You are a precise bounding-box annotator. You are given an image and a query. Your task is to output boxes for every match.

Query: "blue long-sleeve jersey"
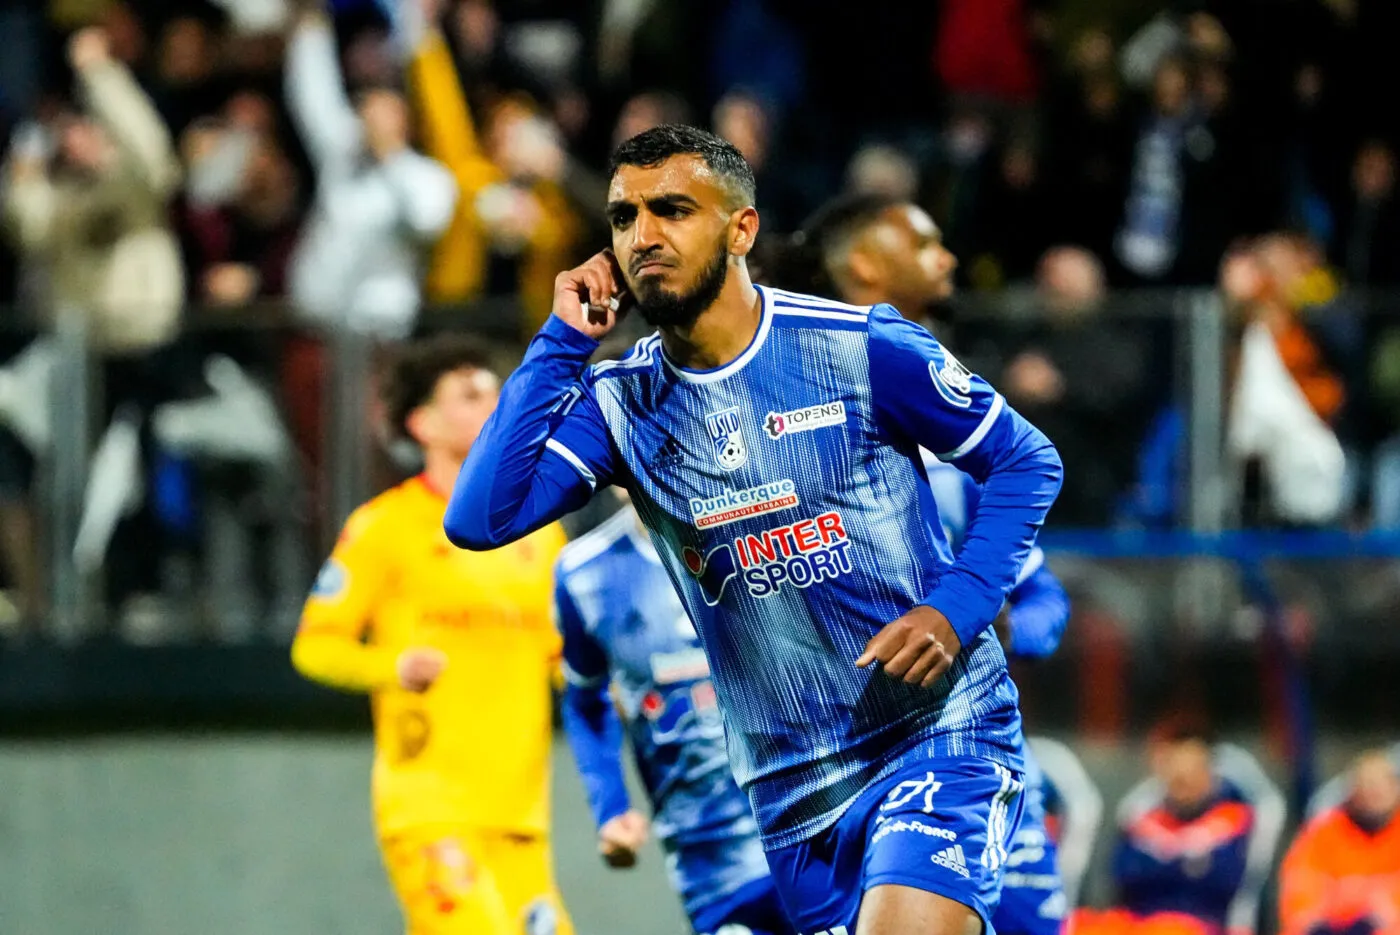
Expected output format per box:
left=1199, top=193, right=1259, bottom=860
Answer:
left=923, top=456, right=1070, bottom=660
left=448, top=286, right=1063, bottom=847
left=554, top=507, right=772, bottom=916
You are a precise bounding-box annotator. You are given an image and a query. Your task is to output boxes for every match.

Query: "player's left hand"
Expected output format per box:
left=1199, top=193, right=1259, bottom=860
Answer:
left=598, top=809, right=649, bottom=868
left=856, top=605, right=962, bottom=689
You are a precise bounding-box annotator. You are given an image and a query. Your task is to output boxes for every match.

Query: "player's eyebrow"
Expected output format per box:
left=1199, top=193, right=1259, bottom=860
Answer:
left=645, top=193, right=701, bottom=211
left=606, top=193, right=702, bottom=217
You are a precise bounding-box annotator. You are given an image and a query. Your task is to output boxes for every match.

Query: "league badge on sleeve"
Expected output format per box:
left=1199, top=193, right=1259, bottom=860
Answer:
left=929, top=349, right=974, bottom=409
left=705, top=406, right=749, bottom=471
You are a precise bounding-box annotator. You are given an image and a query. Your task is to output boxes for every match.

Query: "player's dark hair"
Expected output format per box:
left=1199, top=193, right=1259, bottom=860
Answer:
left=609, top=124, right=756, bottom=209
left=383, top=334, right=498, bottom=442
left=767, top=192, right=902, bottom=297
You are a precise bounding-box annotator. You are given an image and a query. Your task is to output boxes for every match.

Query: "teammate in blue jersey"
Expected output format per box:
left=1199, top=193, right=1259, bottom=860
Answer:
left=445, top=125, right=1064, bottom=935
left=555, top=498, right=795, bottom=935
left=775, top=193, right=1074, bottom=935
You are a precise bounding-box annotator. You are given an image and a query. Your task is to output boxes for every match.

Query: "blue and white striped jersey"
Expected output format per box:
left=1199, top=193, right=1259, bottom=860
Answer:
left=554, top=507, right=758, bottom=845
left=923, top=455, right=1069, bottom=659
left=554, top=508, right=773, bottom=914
left=448, top=284, right=1063, bottom=848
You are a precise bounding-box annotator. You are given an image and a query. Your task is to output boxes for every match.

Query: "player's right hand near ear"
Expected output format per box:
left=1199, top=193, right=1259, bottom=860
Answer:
left=554, top=250, right=632, bottom=341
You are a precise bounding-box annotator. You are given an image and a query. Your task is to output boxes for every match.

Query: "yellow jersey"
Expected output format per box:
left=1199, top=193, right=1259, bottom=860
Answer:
left=292, top=475, right=567, bottom=837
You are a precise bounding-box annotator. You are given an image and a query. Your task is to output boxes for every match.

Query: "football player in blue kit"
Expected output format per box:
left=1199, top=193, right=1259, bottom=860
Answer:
left=775, top=193, right=1074, bottom=935
left=555, top=496, right=795, bottom=935
left=446, top=125, right=1063, bottom=935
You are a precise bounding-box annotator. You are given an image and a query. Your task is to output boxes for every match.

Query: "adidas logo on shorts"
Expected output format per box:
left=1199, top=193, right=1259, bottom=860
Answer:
left=931, top=844, right=971, bottom=879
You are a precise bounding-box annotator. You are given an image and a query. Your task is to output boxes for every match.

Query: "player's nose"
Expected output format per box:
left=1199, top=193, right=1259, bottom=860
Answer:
left=631, top=210, right=664, bottom=251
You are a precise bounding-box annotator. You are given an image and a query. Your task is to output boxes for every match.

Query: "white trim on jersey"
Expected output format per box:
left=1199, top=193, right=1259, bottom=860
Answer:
left=937, top=393, right=1004, bottom=462
left=561, top=657, right=607, bottom=688
left=1015, top=545, right=1045, bottom=587
left=545, top=438, right=597, bottom=489
left=593, top=334, right=662, bottom=375
left=771, top=306, right=868, bottom=324
left=768, top=287, right=871, bottom=315
left=661, top=286, right=774, bottom=384
left=558, top=507, right=633, bottom=573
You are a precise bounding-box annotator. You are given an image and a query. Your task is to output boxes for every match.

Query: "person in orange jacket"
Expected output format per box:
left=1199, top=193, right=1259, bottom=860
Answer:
left=1280, top=751, right=1400, bottom=935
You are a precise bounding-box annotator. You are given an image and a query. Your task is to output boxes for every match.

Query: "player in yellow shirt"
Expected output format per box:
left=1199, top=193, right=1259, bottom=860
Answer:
left=292, top=335, right=574, bottom=935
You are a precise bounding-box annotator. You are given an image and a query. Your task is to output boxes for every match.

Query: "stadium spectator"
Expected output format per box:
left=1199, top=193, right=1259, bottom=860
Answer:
left=1113, top=54, right=1192, bottom=284
left=1333, top=141, right=1400, bottom=288
left=1074, top=727, right=1254, bottom=935
left=1349, top=143, right=1400, bottom=524
left=712, top=89, right=811, bottom=234
left=611, top=90, right=693, bottom=152
left=1042, top=27, right=1135, bottom=264
left=477, top=94, right=586, bottom=331
left=708, top=0, right=806, bottom=121
left=1279, top=750, right=1400, bottom=935
left=176, top=92, right=302, bottom=306
left=593, top=0, right=708, bottom=107
left=403, top=0, right=507, bottom=315
left=406, top=0, right=588, bottom=335
left=3, top=25, right=183, bottom=355
left=1223, top=235, right=1350, bottom=526
left=2, top=24, right=188, bottom=629
left=932, top=0, right=1040, bottom=112
left=845, top=142, right=919, bottom=202
left=999, top=247, right=1158, bottom=527
left=959, top=134, right=1055, bottom=287
left=282, top=5, right=456, bottom=340
left=149, top=8, right=229, bottom=138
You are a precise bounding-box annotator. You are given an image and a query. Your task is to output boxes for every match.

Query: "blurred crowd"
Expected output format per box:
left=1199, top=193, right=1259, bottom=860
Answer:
left=1053, top=726, right=1400, bottom=935
left=0, top=0, right=1398, bottom=637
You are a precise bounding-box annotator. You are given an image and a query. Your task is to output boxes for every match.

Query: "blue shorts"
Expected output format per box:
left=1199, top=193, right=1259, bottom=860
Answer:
left=764, top=756, right=1026, bottom=935
left=670, top=829, right=795, bottom=935
left=993, top=744, right=1066, bottom=935
left=690, top=874, right=797, bottom=935
left=991, top=815, right=1066, bottom=935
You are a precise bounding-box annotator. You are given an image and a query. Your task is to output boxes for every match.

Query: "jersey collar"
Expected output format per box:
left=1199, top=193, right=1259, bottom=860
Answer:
left=415, top=473, right=450, bottom=501
left=659, top=285, right=772, bottom=384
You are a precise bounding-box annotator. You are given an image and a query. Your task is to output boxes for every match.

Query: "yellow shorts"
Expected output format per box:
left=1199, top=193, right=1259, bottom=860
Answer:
left=380, top=825, right=575, bottom=935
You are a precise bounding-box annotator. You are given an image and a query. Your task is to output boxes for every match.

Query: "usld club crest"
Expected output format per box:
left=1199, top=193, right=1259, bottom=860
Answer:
left=705, top=406, right=748, bottom=471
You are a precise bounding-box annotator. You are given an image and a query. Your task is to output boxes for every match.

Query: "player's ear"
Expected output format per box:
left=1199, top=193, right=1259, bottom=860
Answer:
left=846, top=245, right=882, bottom=287
left=728, top=206, right=760, bottom=257
left=405, top=405, right=433, bottom=448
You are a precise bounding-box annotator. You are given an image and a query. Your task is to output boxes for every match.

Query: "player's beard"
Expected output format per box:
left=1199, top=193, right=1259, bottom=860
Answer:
left=633, top=243, right=729, bottom=330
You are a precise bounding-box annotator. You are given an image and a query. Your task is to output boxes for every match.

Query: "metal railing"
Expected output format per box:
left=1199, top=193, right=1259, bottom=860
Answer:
left=0, top=287, right=1397, bottom=644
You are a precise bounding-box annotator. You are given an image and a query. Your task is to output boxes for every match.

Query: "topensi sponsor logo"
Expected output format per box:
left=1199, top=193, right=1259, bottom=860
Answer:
left=763, top=400, right=847, bottom=439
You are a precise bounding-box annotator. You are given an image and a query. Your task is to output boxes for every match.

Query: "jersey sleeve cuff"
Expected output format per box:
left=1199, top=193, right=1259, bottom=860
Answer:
left=937, top=393, right=1005, bottom=462
left=545, top=439, right=598, bottom=490
left=540, top=314, right=603, bottom=357
left=922, top=578, right=1005, bottom=650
